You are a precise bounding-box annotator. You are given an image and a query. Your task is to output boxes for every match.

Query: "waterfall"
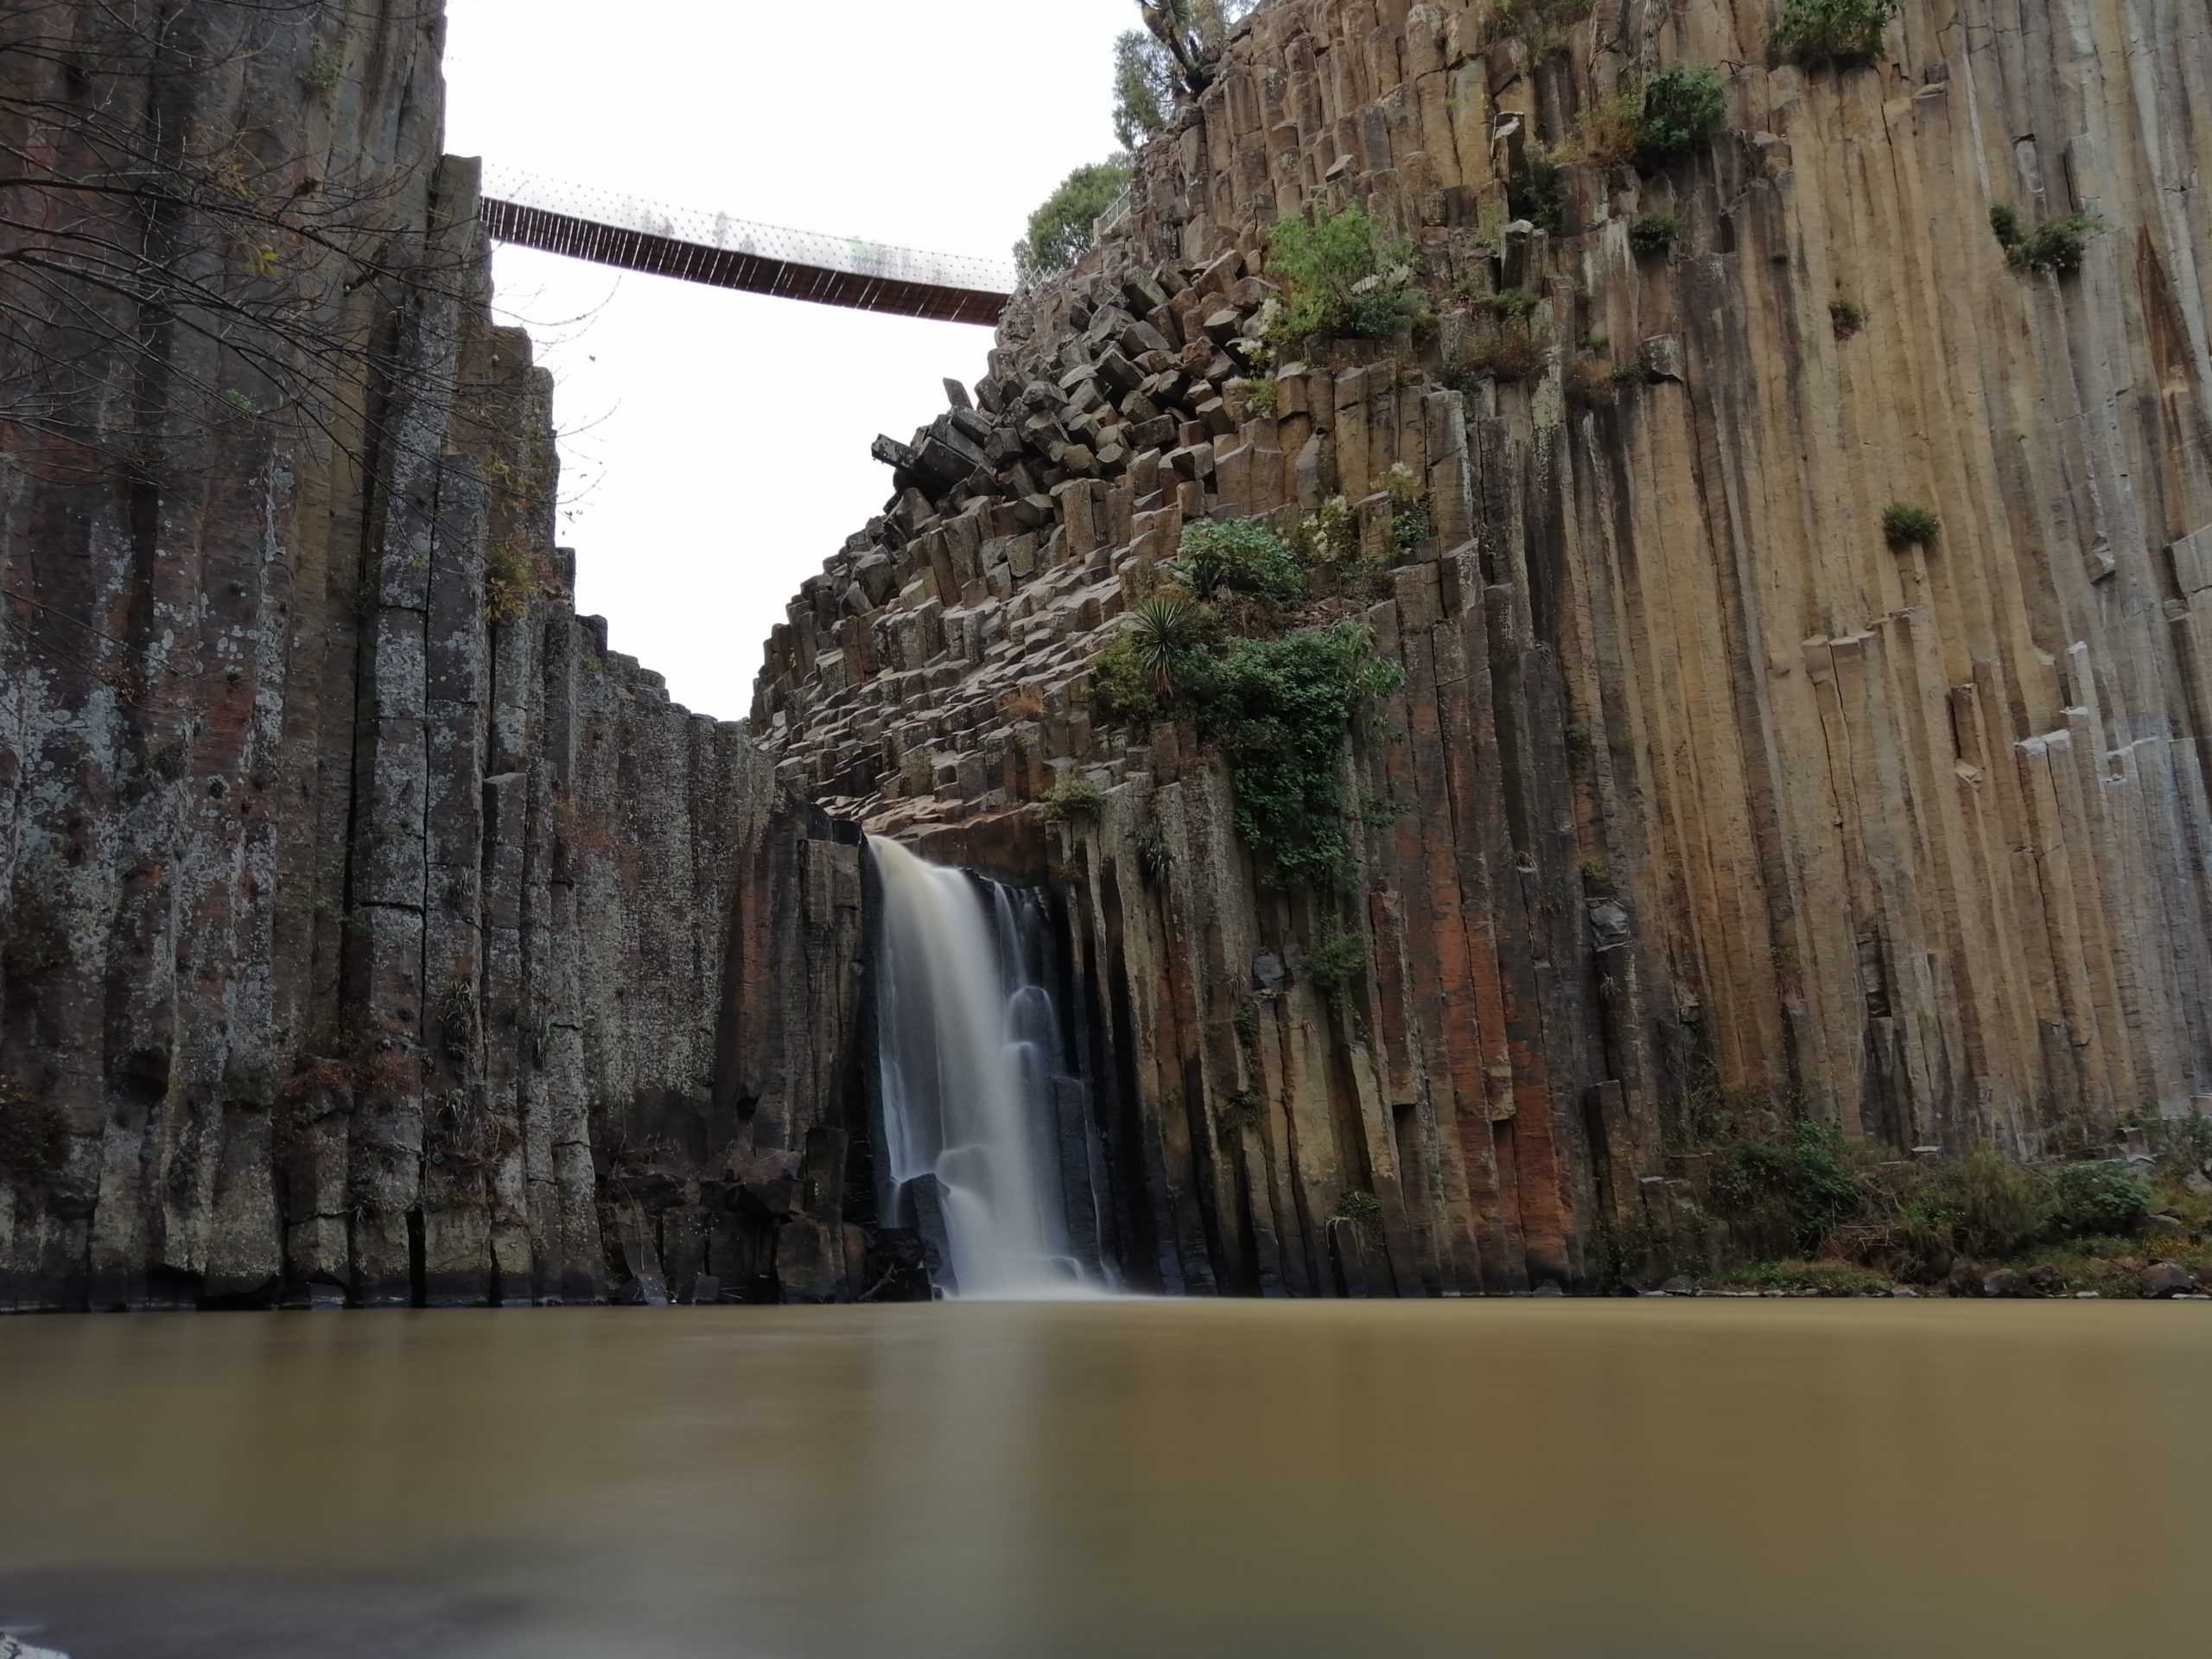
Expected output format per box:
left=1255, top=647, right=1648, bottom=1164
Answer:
left=868, top=836, right=1111, bottom=1298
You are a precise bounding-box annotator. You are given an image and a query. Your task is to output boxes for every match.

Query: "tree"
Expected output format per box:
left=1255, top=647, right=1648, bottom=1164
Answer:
left=1014, top=158, right=1135, bottom=283
left=1111, top=0, right=1259, bottom=149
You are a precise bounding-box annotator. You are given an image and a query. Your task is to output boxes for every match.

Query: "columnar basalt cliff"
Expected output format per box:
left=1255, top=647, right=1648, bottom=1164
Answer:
left=0, top=2, right=867, bottom=1310
left=754, top=0, right=2212, bottom=1292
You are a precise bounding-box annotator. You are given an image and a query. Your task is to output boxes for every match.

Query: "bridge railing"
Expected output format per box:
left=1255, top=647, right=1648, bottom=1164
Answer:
left=479, top=164, right=1014, bottom=326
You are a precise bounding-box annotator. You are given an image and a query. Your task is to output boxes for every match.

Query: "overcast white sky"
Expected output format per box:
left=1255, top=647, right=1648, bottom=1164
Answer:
left=443, top=1, right=1133, bottom=719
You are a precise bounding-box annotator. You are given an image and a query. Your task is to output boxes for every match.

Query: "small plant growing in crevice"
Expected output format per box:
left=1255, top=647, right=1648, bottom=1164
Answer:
left=1336, top=1187, right=1385, bottom=1239
left=1882, top=502, right=1941, bottom=548
left=1218, top=1090, right=1266, bottom=1134
left=1446, top=329, right=1546, bottom=388
left=1628, top=209, right=1681, bottom=255
left=1770, top=0, right=1899, bottom=69
left=1231, top=1004, right=1260, bottom=1048
left=1579, top=857, right=1614, bottom=893
left=1990, top=204, right=2101, bottom=276
left=1041, top=775, right=1108, bottom=823
left=1133, top=820, right=1174, bottom=886
left=1634, top=64, right=1727, bottom=162
left=1381, top=462, right=1433, bottom=552
left=1829, top=298, right=1866, bottom=340
left=1301, top=923, right=1370, bottom=1002
left=300, top=45, right=343, bottom=96
left=1235, top=376, right=1278, bottom=416
left=1506, top=152, right=1566, bottom=234
left=1478, top=287, right=1540, bottom=322
left=438, top=982, right=479, bottom=1065
left=1563, top=722, right=1594, bottom=761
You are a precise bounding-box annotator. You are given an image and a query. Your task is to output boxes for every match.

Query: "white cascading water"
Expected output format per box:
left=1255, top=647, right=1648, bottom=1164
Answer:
left=869, top=836, right=1107, bottom=1298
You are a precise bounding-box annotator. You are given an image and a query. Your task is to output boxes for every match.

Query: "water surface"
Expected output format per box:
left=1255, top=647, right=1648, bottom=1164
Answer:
left=1, top=1300, right=2205, bottom=1656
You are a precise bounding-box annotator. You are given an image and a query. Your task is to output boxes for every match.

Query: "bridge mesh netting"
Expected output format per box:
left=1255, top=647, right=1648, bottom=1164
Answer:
left=479, top=164, right=1015, bottom=325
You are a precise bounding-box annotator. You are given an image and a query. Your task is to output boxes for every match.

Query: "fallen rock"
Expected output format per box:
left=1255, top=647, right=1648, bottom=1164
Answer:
left=1981, top=1268, right=2030, bottom=1299
left=2142, top=1261, right=2197, bottom=1300
left=1658, top=1274, right=1696, bottom=1296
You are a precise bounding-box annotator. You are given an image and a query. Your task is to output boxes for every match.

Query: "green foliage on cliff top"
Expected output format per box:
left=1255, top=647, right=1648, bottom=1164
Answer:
left=1770, top=0, right=1899, bottom=69
left=1016, top=158, right=1135, bottom=283
left=1112, top=2, right=1259, bottom=150
left=1264, top=204, right=1421, bottom=344
left=1168, top=517, right=1306, bottom=609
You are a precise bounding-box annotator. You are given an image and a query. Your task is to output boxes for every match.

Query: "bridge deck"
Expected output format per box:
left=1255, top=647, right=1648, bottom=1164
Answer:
left=478, top=168, right=1013, bottom=327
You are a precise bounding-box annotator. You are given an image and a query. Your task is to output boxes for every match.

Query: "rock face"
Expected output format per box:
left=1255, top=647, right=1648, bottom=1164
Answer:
left=0, top=3, right=868, bottom=1308
left=755, top=0, right=2212, bottom=1292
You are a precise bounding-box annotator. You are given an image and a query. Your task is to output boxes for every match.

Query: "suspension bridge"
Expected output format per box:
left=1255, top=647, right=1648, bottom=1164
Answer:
left=478, top=166, right=1016, bottom=327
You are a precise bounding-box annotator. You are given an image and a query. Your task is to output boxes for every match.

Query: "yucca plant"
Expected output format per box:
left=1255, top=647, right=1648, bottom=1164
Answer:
left=1130, top=596, right=1200, bottom=692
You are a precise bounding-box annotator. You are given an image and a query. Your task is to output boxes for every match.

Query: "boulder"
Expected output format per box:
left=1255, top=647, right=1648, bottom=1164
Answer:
left=2142, top=1261, right=2197, bottom=1300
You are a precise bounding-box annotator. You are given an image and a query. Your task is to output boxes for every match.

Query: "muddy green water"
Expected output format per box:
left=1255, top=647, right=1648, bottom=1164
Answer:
left=0, top=1300, right=2206, bottom=1657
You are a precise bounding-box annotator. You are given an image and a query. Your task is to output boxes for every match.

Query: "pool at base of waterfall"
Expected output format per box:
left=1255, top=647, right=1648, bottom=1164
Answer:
left=1, top=1300, right=2207, bottom=1659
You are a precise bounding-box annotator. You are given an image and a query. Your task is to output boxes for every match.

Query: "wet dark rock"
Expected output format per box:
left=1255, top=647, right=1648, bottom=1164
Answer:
left=2143, top=1262, right=2196, bottom=1300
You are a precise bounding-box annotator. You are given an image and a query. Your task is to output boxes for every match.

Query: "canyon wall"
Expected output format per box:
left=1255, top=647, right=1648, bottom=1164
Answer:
left=0, top=2, right=866, bottom=1310
left=754, top=0, right=2212, bottom=1292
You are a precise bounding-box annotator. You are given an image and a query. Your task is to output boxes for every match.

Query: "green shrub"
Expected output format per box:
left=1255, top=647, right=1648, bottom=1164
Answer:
left=1991, top=207, right=2101, bottom=276
left=1218, top=1090, right=1266, bottom=1132
left=1337, top=1187, right=1385, bottom=1230
left=1231, top=1005, right=1259, bottom=1047
left=1479, top=287, right=1540, bottom=321
left=1169, top=518, right=1306, bottom=608
left=1264, top=205, right=1420, bottom=343
left=1236, top=376, right=1278, bottom=416
left=1445, top=330, right=1546, bottom=387
left=1713, top=1116, right=1862, bottom=1256
left=299, top=45, right=343, bottom=95
left=1015, top=157, right=1135, bottom=283
left=1040, top=775, right=1108, bottom=823
left=1301, top=924, right=1370, bottom=1000
left=1134, top=820, right=1174, bottom=885
left=1770, top=0, right=1899, bottom=68
left=2047, top=1163, right=2150, bottom=1239
left=1187, top=622, right=1405, bottom=887
left=1089, top=632, right=1179, bottom=728
left=1506, top=154, right=1566, bottom=233
left=1878, top=1152, right=2050, bottom=1261
left=1829, top=298, right=1866, bottom=339
left=1635, top=64, right=1727, bottom=161
left=1628, top=209, right=1681, bottom=254
left=1882, top=502, right=1941, bottom=547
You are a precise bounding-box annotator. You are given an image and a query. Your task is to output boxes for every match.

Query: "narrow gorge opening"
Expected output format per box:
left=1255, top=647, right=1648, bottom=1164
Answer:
left=868, top=837, right=1117, bottom=1298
